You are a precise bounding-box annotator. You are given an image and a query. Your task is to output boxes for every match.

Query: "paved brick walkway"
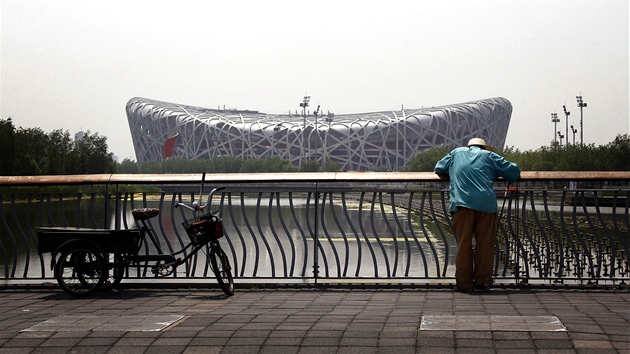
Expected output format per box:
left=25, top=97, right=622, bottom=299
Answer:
left=0, top=286, right=627, bottom=353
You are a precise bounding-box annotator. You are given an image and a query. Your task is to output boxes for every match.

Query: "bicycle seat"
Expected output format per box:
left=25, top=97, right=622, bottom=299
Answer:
left=132, top=208, right=160, bottom=221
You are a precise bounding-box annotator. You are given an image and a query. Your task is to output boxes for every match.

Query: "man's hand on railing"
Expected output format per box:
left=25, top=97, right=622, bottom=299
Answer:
left=436, top=173, right=450, bottom=181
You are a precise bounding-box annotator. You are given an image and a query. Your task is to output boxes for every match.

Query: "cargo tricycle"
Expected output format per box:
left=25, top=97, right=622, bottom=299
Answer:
left=38, top=185, right=234, bottom=297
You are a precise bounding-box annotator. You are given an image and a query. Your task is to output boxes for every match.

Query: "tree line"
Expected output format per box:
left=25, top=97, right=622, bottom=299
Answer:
left=408, top=134, right=630, bottom=172
left=116, top=156, right=342, bottom=174
left=0, top=118, right=115, bottom=176
left=89, top=133, right=630, bottom=174
left=2, top=117, right=628, bottom=175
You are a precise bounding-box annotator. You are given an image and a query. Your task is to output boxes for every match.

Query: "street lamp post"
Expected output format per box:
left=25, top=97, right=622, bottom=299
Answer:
left=562, top=105, right=570, bottom=145
left=551, top=113, right=560, bottom=145
left=557, top=131, right=564, bottom=146
left=325, top=112, right=334, bottom=164
left=274, top=124, right=281, bottom=158
left=576, top=95, right=587, bottom=145
left=313, top=105, right=320, bottom=162
left=299, top=96, right=310, bottom=166
left=570, top=125, right=578, bottom=145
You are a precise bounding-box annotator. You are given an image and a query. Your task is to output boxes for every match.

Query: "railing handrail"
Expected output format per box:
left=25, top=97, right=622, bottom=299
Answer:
left=1, top=171, right=629, bottom=186
left=0, top=172, right=628, bottom=287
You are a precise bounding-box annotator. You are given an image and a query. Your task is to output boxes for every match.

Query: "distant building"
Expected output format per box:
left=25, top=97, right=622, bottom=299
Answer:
left=74, top=130, right=84, bottom=148
left=126, top=97, right=512, bottom=171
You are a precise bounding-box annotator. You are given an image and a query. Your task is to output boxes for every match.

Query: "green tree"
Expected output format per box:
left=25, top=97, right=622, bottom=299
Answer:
left=240, top=157, right=298, bottom=173
left=46, top=129, right=73, bottom=174
left=214, top=157, right=243, bottom=173
left=72, top=131, right=115, bottom=174
left=139, top=161, right=163, bottom=174
left=300, top=161, right=321, bottom=172
left=408, top=147, right=452, bottom=172
left=322, top=160, right=340, bottom=172
left=513, top=149, right=542, bottom=170
left=501, top=146, right=521, bottom=164
left=116, top=158, right=140, bottom=173
left=163, top=157, right=199, bottom=173
left=14, top=127, right=49, bottom=175
left=0, top=118, right=16, bottom=175
left=562, top=143, right=599, bottom=171
left=603, top=134, right=630, bottom=170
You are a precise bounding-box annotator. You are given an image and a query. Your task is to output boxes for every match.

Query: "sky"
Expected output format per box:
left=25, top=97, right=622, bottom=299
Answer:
left=1, top=0, right=628, bottom=162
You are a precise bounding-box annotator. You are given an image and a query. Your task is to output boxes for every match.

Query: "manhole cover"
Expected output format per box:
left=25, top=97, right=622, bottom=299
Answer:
left=22, top=314, right=186, bottom=332
left=420, top=315, right=566, bottom=331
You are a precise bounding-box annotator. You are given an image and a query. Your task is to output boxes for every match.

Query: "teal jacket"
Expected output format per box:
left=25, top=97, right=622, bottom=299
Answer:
left=434, top=146, right=521, bottom=213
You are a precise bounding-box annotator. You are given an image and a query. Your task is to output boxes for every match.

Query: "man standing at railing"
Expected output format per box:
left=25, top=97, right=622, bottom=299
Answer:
left=434, top=138, right=521, bottom=292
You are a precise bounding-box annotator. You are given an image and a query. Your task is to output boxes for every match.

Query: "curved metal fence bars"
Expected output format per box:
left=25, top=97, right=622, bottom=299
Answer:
left=0, top=172, right=628, bottom=287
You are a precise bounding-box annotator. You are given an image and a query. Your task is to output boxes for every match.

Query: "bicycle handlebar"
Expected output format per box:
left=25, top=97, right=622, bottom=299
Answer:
left=175, top=186, right=226, bottom=212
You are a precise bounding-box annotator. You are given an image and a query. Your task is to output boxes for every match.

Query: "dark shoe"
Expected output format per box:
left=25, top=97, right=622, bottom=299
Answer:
left=453, top=286, right=473, bottom=292
left=473, top=284, right=490, bottom=292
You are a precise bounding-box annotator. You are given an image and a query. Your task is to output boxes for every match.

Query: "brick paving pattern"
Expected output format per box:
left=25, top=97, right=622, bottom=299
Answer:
left=0, top=287, right=627, bottom=353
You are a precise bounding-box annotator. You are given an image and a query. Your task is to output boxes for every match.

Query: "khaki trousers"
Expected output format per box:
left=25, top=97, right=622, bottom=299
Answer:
left=452, top=207, right=498, bottom=289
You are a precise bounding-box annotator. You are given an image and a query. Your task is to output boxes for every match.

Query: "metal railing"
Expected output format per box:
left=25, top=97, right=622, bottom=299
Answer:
left=0, top=172, right=628, bottom=287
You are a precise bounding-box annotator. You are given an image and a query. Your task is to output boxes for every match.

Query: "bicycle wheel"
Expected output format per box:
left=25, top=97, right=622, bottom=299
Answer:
left=55, top=245, right=106, bottom=297
left=209, top=244, right=234, bottom=296
left=101, top=253, right=125, bottom=291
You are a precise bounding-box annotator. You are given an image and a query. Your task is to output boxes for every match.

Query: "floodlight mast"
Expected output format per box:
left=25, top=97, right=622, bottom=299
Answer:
left=576, top=95, right=587, bottom=145
left=299, top=95, right=310, bottom=166
left=551, top=112, right=560, bottom=145
left=562, top=105, right=570, bottom=145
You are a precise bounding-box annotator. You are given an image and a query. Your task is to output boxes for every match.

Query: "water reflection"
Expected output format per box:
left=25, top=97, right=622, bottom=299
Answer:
left=2, top=193, right=456, bottom=280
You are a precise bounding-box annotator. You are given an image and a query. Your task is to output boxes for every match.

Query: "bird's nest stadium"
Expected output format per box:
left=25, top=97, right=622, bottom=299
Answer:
left=126, top=97, right=512, bottom=171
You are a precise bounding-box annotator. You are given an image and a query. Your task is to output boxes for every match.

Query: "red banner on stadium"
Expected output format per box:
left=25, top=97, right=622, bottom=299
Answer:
left=163, top=133, right=178, bottom=160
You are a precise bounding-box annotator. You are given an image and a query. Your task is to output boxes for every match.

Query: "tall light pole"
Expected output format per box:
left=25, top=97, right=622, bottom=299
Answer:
left=274, top=124, right=281, bottom=158
left=551, top=113, right=560, bottom=145
left=313, top=105, right=320, bottom=162
left=299, top=96, right=310, bottom=166
left=570, top=125, right=577, bottom=145
left=325, top=112, right=334, bottom=164
left=557, top=131, right=564, bottom=146
left=576, top=95, right=587, bottom=145
left=562, top=105, right=570, bottom=145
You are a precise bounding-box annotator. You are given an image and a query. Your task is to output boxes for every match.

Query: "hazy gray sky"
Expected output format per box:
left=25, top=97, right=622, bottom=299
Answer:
left=2, top=0, right=628, bottom=162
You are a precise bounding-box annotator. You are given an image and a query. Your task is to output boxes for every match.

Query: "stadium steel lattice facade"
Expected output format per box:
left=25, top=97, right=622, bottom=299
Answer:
left=126, top=97, right=512, bottom=171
